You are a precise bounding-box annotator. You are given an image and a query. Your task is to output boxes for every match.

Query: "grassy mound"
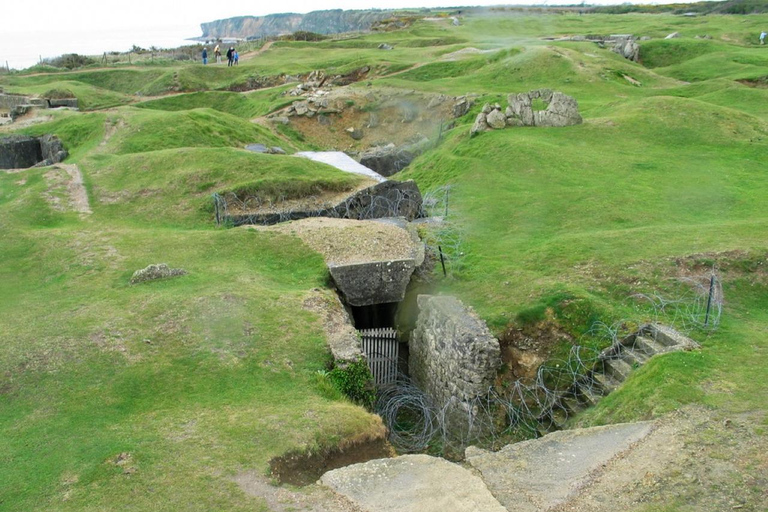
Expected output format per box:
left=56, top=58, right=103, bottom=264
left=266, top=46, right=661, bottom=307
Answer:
left=134, top=87, right=295, bottom=119
left=82, top=147, right=364, bottom=227
left=108, top=108, right=287, bottom=155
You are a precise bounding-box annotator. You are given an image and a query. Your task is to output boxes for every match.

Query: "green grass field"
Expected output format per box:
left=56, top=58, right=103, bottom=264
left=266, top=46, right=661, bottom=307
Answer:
left=1, top=10, right=767, bottom=511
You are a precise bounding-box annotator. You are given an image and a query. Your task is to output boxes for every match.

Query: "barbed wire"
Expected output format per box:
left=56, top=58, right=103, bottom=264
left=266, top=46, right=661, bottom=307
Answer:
left=631, top=270, right=723, bottom=331
left=212, top=186, right=422, bottom=227
left=416, top=185, right=467, bottom=279
left=377, top=278, right=719, bottom=456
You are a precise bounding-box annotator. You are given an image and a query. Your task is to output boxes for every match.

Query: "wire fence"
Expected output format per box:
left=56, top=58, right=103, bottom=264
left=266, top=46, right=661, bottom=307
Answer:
left=415, top=185, right=467, bottom=279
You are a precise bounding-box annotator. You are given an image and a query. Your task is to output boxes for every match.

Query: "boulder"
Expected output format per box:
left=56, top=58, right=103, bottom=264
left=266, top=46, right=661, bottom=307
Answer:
left=665, top=32, right=680, bottom=39
left=470, top=113, right=489, bottom=136
left=612, top=36, right=640, bottom=62
left=245, top=143, right=269, bottom=153
left=452, top=97, right=472, bottom=118
left=130, top=264, right=187, bottom=284
left=533, top=91, right=582, bottom=127
left=486, top=109, right=507, bottom=129
left=508, top=89, right=581, bottom=128
left=378, top=43, right=394, bottom=50
left=346, top=127, right=364, bottom=140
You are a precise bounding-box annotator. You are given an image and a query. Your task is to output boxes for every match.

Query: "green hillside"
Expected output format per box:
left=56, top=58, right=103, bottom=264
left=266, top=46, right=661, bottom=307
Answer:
left=1, top=10, right=767, bottom=511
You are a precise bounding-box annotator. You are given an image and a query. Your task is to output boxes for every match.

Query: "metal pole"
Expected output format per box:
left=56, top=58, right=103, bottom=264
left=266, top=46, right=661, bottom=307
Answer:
left=704, top=274, right=715, bottom=326
left=438, top=245, right=447, bottom=277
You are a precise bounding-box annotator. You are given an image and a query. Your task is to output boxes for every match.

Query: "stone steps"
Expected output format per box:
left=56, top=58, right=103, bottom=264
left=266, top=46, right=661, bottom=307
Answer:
left=536, top=324, right=698, bottom=435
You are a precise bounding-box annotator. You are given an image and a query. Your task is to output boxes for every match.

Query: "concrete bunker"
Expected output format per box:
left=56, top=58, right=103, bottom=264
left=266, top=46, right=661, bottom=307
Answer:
left=0, top=134, right=68, bottom=169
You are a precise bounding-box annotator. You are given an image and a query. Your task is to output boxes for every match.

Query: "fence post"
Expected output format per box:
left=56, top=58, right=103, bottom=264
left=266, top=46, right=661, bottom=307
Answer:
left=438, top=245, right=447, bottom=277
left=704, top=273, right=716, bottom=326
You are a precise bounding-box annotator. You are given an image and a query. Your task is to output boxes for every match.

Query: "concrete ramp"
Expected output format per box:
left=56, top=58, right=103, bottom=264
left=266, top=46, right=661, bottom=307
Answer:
left=465, top=421, right=654, bottom=511
left=297, top=151, right=386, bottom=182
left=321, top=454, right=507, bottom=512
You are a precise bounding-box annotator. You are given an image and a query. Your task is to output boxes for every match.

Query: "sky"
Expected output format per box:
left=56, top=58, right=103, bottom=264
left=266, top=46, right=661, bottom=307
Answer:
left=4, top=0, right=707, bottom=35
left=2, top=0, right=711, bottom=69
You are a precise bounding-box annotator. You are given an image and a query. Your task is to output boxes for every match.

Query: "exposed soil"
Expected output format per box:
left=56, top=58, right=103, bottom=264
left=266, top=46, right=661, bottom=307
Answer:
left=233, top=471, right=363, bottom=512
left=737, top=77, right=768, bottom=88
left=256, top=217, right=420, bottom=266
left=498, top=314, right=575, bottom=383
left=269, top=434, right=394, bottom=486
left=276, top=88, right=457, bottom=153
left=43, top=164, right=91, bottom=214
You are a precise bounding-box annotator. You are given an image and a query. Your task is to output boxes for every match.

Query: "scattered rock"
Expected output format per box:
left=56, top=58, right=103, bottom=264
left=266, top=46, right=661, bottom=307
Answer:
left=130, top=264, right=187, bottom=284
left=346, top=127, right=364, bottom=140
left=486, top=109, right=507, bottom=129
left=452, top=97, right=473, bottom=118
left=245, top=143, right=269, bottom=153
left=269, top=116, right=290, bottom=125
left=612, top=36, right=640, bottom=62
left=508, top=89, right=582, bottom=128
left=378, top=43, right=394, bottom=50
left=470, top=112, right=490, bottom=136
left=666, top=32, right=681, bottom=39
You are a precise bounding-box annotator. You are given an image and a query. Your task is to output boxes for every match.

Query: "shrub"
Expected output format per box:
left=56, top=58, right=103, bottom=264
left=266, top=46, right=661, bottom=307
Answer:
left=327, top=360, right=376, bottom=408
left=45, top=53, right=96, bottom=70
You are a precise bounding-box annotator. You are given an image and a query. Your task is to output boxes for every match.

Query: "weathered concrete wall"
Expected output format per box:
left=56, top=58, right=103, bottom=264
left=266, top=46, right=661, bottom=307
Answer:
left=0, top=93, right=31, bottom=110
left=0, top=135, right=42, bottom=169
left=0, top=134, right=68, bottom=169
left=410, top=295, right=501, bottom=411
left=330, top=259, right=416, bottom=307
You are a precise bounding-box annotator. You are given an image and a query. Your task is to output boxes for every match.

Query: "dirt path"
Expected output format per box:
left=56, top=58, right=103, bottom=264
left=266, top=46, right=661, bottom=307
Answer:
left=239, top=41, right=275, bottom=63
left=233, top=471, right=362, bottom=512
left=44, top=163, right=91, bottom=215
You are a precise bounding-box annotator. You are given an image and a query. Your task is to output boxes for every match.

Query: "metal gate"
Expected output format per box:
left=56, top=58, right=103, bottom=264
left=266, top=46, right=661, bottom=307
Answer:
left=359, top=328, right=399, bottom=388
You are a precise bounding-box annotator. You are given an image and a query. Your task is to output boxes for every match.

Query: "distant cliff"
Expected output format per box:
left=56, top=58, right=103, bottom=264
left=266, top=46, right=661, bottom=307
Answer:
left=200, top=9, right=396, bottom=39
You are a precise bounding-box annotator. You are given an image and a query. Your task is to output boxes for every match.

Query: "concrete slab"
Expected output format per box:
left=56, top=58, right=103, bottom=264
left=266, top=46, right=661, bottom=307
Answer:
left=297, top=151, right=386, bottom=182
left=320, top=454, right=507, bottom=512
left=465, top=421, right=654, bottom=512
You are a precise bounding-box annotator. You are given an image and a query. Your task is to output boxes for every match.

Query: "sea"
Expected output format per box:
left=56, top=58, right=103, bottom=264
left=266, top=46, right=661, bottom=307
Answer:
left=2, top=24, right=203, bottom=71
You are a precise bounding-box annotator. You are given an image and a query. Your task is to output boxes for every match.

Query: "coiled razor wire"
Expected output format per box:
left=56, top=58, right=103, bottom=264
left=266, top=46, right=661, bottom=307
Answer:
left=377, top=276, right=722, bottom=455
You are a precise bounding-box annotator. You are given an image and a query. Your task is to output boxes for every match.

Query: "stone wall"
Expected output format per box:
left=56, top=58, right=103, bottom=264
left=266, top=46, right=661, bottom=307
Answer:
left=409, top=295, right=501, bottom=414
left=471, top=89, right=582, bottom=136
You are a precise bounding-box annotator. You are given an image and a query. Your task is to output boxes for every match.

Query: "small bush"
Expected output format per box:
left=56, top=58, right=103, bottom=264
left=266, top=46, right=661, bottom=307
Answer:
left=326, top=360, right=375, bottom=409
left=45, top=53, right=96, bottom=70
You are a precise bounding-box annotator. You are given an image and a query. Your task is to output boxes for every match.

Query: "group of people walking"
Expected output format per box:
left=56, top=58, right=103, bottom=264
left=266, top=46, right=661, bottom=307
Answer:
left=201, top=44, right=238, bottom=66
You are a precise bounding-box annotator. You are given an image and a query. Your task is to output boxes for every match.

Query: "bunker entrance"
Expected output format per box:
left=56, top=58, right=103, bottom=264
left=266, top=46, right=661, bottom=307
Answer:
left=349, top=302, right=405, bottom=388
left=350, top=302, right=398, bottom=330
